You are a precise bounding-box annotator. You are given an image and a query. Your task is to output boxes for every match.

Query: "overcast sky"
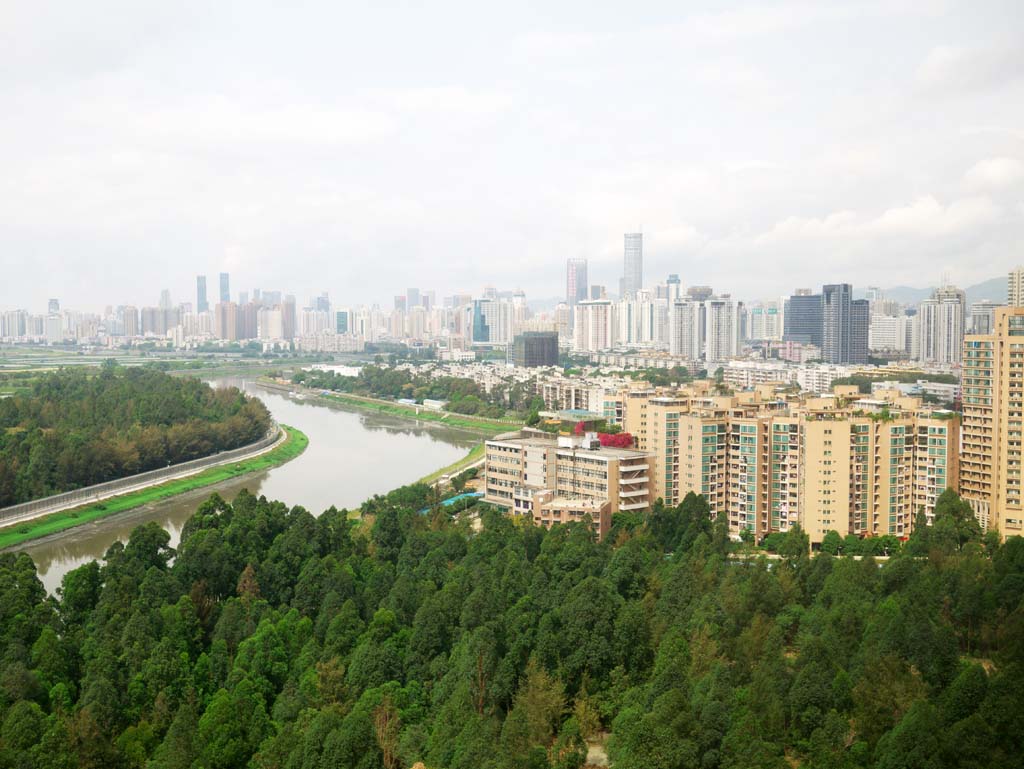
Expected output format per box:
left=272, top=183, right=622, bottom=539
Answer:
left=2, top=0, right=1023, bottom=312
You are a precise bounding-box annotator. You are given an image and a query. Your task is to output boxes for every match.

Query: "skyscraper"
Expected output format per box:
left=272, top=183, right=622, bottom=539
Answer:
left=566, top=258, right=588, bottom=305
left=622, top=232, right=643, bottom=298
left=47, top=298, right=60, bottom=314
left=783, top=291, right=823, bottom=347
left=282, top=295, right=297, bottom=340
left=1009, top=267, right=1024, bottom=307
left=196, top=275, right=209, bottom=313
left=822, top=283, right=863, bottom=363
left=705, top=297, right=739, bottom=364
left=219, top=272, right=230, bottom=303
left=666, top=274, right=682, bottom=301
left=917, top=284, right=966, bottom=364
left=407, top=288, right=421, bottom=309
left=850, top=299, right=869, bottom=364
left=159, top=289, right=172, bottom=310
left=669, top=299, right=702, bottom=359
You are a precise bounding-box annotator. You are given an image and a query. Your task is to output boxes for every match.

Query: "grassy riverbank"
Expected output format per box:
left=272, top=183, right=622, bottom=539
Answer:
left=0, top=425, right=308, bottom=550
left=260, top=378, right=520, bottom=435
left=417, top=442, right=485, bottom=485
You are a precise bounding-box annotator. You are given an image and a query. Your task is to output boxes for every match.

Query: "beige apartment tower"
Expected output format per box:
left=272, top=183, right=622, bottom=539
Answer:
left=961, top=307, right=1024, bottom=537
left=1008, top=267, right=1024, bottom=308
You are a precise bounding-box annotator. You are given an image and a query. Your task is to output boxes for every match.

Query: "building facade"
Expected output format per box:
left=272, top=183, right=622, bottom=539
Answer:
left=484, top=432, right=654, bottom=539
left=961, top=306, right=1024, bottom=537
left=622, top=232, right=643, bottom=298
left=512, top=331, right=559, bottom=368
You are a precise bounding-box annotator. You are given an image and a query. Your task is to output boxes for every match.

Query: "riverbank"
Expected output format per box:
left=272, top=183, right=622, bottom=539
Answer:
left=0, top=425, right=308, bottom=550
left=417, top=442, right=485, bottom=485
left=257, top=377, right=520, bottom=435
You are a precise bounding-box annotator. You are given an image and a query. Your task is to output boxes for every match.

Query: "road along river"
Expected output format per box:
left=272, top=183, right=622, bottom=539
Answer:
left=18, top=377, right=485, bottom=593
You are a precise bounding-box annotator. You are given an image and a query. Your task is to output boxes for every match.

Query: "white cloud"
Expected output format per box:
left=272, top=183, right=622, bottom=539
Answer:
left=964, top=157, right=1024, bottom=190
left=916, top=44, right=1024, bottom=94
left=2, top=2, right=1023, bottom=309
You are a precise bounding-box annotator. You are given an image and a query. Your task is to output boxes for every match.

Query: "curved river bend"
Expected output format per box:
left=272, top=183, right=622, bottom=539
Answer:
left=19, top=378, right=482, bottom=593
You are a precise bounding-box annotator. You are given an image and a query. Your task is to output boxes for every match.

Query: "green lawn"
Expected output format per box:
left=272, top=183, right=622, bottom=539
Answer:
left=0, top=425, right=308, bottom=550
left=418, top=443, right=485, bottom=485
left=314, top=390, right=517, bottom=435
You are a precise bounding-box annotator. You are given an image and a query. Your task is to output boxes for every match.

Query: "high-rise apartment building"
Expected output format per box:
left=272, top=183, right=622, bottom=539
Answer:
left=238, top=301, right=258, bottom=339
left=214, top=302, right=239, bottom=341
left=622, top=233, right=643, bottom=298
left=573, top=300, right=616, bottom=352
left=1008, top=267, right=1024, bottom=307
left=917, top=285, right=966, bottom=364
left=705, top=297, right=739, bottom=364
left=282, top=295, right=297, bottom=340
left=623, top=383, right=958, bottom=544
left=566, top=258, right=588, bottom=306
left=122, top=306, right=139, bottom=337
left=869, top=314, right=913, bottom=353
left=219, top=273, right=230, bottom=303
left=961, top=307, right=1024, bottom=537
left=749, top=302, right=783, bottom=341
left=47, top=298, right=60, bottom=314
left=669, top=299, right=702, bottom=359
left=196, top=276, right=209, bottom=313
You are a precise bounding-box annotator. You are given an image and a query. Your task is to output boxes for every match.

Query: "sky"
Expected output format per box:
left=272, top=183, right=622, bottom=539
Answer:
left=2, top=0, right=1023, bottom=312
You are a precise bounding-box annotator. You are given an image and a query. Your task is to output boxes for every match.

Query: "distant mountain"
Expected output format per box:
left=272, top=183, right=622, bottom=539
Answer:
left=964, top=276, right=1007, bottom=306
left=861, top=276, right=1007, bottom=307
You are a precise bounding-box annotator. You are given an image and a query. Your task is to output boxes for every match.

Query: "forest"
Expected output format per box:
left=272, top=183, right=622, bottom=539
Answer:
left=292, top=366, right=545, bottom=420
left=0, top=365, right=271, bottom=507
left=0, top=483, right=1022, bottom=769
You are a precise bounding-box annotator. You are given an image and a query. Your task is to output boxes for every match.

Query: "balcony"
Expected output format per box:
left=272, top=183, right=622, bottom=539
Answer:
left=619, top=488, right=649, bottom=498
left=620, top=500, right=650, bottom=511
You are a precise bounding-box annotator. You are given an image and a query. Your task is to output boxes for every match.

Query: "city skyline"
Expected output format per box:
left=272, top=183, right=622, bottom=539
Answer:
left=3, top=258, right=1017, bottom=318
left=2, top=2, right=1022, bottom=310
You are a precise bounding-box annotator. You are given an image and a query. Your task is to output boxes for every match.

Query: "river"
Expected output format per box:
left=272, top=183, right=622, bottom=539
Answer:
left=18, top=377, right=484, bottom=593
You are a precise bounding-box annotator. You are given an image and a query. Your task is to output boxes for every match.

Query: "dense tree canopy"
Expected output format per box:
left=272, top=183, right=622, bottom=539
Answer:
left=0, top=365, right=271, bottom=506
left=292, top=366, right=541, bottom=420
left=0, top=484, right=1022, bottom=768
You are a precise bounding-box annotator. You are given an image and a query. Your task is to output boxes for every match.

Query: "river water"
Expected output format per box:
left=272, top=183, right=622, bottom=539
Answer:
left=18, top=378, right=483, bottom=593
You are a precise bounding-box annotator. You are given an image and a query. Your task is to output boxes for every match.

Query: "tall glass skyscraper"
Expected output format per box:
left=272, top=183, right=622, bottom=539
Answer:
left=219, top=272, right=230, bottom=303
left=196, top=275, right=208, bottom=313
left=623, top=232, right=643, bottom=298
left=783, top=291, right=823, bottom=347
